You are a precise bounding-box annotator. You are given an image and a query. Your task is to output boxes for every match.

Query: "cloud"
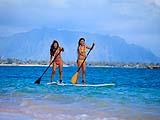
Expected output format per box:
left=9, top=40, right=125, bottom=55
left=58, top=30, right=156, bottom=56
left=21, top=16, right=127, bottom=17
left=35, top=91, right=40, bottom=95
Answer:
left=146, top=0, right=160, bottom=7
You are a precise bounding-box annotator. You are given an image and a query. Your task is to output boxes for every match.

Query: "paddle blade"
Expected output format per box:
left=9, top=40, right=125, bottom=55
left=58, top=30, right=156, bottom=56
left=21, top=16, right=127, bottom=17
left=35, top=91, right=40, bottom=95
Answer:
left=34, top=77, right=41, bottom=84
left=71, top=72, right=78, bottom=84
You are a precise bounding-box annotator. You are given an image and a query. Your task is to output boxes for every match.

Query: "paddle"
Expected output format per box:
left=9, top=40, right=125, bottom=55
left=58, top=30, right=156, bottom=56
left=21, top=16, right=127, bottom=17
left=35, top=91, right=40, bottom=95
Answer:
left=34, top=48, right=63, bottom=84
left=71, top=43, right=95, bottom=84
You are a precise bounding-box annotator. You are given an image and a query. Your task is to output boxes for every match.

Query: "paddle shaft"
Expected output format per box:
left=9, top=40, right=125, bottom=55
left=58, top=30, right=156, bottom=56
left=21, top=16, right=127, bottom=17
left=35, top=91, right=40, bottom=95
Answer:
left=77, top=43, right=94, bottom=72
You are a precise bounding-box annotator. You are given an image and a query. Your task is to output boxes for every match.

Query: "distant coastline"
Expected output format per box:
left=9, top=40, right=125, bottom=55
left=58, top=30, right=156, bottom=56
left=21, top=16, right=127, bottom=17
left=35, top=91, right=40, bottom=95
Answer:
left=0, top=63, right=48, bottom=67
left=0, top=57, right=160, bottom=69
left=0, top=63, right=69, bottom=67
left=0, top=63, right=160, bottom=69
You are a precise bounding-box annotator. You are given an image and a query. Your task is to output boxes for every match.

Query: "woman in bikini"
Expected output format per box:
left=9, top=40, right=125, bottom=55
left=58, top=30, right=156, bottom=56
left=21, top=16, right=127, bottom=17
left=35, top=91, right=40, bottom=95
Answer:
left=50, top=40, right=64, bottom=83
left=77, top=38, right=92, bottom=84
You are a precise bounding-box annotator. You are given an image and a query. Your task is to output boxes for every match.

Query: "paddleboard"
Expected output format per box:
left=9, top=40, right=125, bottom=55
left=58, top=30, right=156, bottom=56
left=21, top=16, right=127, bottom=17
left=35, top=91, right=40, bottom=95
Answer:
left=47, top=82, right=115, bottom=87
left=47, top=81, right=57, bottom=85
left=74, top=83, right=115, bottom=87
left=47, top=82, right=73, bottom=86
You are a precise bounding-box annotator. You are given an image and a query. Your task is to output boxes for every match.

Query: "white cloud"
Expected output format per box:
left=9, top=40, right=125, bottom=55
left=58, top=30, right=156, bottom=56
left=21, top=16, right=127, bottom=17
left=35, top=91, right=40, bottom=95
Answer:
left=146, top=0, right=160, bottom=6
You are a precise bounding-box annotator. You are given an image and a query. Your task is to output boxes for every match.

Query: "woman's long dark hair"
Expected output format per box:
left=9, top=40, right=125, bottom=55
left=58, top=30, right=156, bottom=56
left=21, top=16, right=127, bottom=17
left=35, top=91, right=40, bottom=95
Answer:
left=50, top=40, right=59, bottom=56
left=77, top=37, right=85, bottom=53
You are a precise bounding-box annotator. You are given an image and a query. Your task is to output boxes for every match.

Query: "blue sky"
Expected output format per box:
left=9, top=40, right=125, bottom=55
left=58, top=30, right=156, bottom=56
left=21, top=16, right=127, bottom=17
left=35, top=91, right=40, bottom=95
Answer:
left=0, top=0, right=160, bottom=57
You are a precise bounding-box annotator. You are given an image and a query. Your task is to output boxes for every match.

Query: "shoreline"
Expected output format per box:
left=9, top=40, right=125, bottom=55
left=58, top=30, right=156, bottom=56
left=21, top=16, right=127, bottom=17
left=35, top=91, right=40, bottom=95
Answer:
left=0, top=64, right=160, bottom=69
left=0, top=64, right=69, bottom=67
left=0, top=64, right=48, bottom=67
left=0, top=63, right=149, bottom=69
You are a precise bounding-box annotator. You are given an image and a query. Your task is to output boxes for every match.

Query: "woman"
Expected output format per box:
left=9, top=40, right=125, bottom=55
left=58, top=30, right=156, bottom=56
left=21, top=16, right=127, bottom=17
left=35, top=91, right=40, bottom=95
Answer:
left=50, top=40, right=64, bottom=83
left=77, top=38, right=92, bottom=84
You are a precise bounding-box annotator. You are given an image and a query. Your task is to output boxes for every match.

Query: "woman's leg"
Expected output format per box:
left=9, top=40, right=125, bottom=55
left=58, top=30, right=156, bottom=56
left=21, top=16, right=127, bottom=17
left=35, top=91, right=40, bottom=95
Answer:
left=59, top=62, right=63, bottom=83
left=51, top=63, right=56, bottom=82
left=77, top=60, right=82, bottom=84
left=82, top=62, right=86, bottom=84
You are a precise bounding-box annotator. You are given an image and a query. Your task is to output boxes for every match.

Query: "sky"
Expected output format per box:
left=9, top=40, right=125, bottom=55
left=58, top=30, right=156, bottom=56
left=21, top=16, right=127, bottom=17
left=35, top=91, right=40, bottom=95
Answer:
left=0, top=0, right=160, bottom=57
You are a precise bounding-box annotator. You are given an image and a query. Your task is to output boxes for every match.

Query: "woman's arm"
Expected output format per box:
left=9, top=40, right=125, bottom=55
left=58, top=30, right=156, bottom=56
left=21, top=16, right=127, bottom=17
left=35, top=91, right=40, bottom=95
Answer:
left=86, top=45, right=91, bottom=49
left=60, top=47, right=64, bottom=52
left=86, top=43, right=95, bottom=49
left=52, top=47, right=63, bottom=59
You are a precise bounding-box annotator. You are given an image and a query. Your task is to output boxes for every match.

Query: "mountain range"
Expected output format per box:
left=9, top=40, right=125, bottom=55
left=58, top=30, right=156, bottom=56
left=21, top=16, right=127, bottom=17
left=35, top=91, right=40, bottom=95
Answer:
left=0, top=27, right=159, bottom=63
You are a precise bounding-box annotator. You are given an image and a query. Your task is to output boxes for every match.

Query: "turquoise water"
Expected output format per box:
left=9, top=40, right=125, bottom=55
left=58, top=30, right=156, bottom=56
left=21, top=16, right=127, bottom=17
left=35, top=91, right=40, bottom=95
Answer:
left=0, top=66, right=160, bottom=120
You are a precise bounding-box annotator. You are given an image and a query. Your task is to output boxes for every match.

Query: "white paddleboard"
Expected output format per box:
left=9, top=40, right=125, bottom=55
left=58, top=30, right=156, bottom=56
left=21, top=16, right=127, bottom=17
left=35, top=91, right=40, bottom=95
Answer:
left=57, top=83, right=73, bottom=86
left=47, top=82, right=115, bottom=87
left=47, top=81, right=57, bottom=85
left=47, top=82, right=73, bottom=86
left=74, top=83, right=115, bottom=87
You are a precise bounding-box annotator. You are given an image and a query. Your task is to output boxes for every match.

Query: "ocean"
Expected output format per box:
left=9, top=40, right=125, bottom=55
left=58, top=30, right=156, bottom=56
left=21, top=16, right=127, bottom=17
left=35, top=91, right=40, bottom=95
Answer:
left=0, top=66, right=160, bottom=120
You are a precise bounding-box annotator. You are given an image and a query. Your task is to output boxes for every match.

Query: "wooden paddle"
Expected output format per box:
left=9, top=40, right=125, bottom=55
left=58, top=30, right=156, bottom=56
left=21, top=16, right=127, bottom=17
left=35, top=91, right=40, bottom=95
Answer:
left=34, top=48, right=63, bottom=84
left=71, top=43, right=95, bottom=84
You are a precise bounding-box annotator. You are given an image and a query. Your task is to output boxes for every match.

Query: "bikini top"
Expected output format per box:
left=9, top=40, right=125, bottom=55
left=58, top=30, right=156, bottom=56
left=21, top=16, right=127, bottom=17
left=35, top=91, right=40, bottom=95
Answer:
left=53, top=47, right=61, bottom=57
left=79, top=45, right=86, bottom=53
